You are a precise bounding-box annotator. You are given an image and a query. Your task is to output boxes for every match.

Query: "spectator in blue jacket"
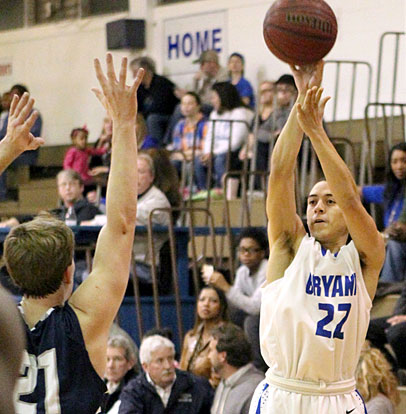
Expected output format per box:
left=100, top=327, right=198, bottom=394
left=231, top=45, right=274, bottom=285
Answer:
left=118, top=335, right=213, bottom=414
left=228, top=53, right=255, bottom=109
left=361, top=142, right=406, bottom=282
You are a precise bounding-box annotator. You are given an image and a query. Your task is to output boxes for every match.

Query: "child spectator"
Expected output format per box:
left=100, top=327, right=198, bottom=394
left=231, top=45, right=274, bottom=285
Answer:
left=169, top=92, right=207, bottom=181
left=63, top=126, right=107, bottom=186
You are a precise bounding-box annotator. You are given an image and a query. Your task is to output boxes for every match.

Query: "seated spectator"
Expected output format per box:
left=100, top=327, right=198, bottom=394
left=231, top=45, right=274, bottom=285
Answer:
left=361, top=142, right=406, bottom=282
left=202, top=227, right=268, bottom=371
left=0, top=169, right=101, bottom=285
left=63, top=126, right=108, bottom=187
left=367, top=281, right=406, bottom=377
left=209, top=323, right=264, bottom=414
left=355, top=341, right=400, bottom=414
left=0, top=169, right=100, bottom=227
left=132, top=152, right=172, bottom=291
left=239, top=80, right=275, bottom=166
left=81, top=153, right=172, bottom=292
left=130, top=57, right=179, bottom=146
left=194, top=82, right=252, bottom=190
left=193, top=50, right=228, bottom=111
left=118, top=335, right=213, bottom=414
left=167, top=92, right=207, bottom=186
left=0, top=84, right=42, bottom=201
left=180, top=286, right=228, bottom=387
left=228, top=52, right=255, bottom=109
left=102, top=335, right=139, bottom=414
left=146, top=148, right=182, bottom=220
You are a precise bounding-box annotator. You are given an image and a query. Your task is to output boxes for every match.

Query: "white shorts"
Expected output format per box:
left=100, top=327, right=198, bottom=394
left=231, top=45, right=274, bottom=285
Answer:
left=249, top=380, right=367, bottom=414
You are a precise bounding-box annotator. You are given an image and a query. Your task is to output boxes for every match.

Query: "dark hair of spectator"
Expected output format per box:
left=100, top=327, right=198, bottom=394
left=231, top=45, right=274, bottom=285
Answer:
left=212, top=82, right=244, bottom=114
left=383, top=142, right=406, bottom=216
left=143, top=327, right=174, bottom=342
left=70, top=127, right=89, bottom=140
left=238, top=227, right=268, bottom=253
left=130, top=56, right=156, bottom=74
left=184, top=91, right=202, bottom=107
left=211, top=323, right=252, bottom=368
left=10, top=84, right=29, bottom=97
left=275, top=74, right=297, bottom=91
left=191, top=286, right=228, bottom=335
left=228, top=52, right=245, bottom=76
left=145, top=149, right=182, bottom=220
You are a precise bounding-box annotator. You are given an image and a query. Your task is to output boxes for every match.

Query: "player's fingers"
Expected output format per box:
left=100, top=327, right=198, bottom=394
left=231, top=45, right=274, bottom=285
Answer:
left=94, top=58, right=109, bottom=96
left=17, top=98, right=35, bottom=125
left=9, top=94, right=19, bottom=117
left=13, top=92, right=30, bottom=119
left=105, top=53, right=118, bottom=84
left=130, top=68, right=145, bottom=96
left=315, top=87, right=324, bottom=104
left=23, top=110, right=39, bottom=132
left=91, top=88, right=105, bottom=105
left=119, top=57, right=128, bottom=87
left=320, top=96, right=331, bottom=112
left=27, top=135, right=45, bottom=150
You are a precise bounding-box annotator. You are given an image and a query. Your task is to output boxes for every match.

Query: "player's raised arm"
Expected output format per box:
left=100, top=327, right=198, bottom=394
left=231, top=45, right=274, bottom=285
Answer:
left=266, top=63, right=323, bottom=248
left=0, top=93, right=44, bottom=174
left=69, top=54, right=144, bottom=377
left=297, top=86, right=385, bottom=300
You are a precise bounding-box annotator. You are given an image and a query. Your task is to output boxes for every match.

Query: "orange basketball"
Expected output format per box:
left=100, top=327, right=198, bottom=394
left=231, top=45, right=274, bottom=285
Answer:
left=263, top=0, right=338, bottom=65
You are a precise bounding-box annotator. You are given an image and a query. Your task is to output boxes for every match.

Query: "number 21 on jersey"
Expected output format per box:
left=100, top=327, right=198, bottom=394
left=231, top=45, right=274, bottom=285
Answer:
left=14, top=349, right=61, bottom=414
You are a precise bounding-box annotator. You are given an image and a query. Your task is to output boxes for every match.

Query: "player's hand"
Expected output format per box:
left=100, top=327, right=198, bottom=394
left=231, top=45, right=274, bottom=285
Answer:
left=296, top=86, right=330, bottom=135
left=92, top=54, right=144, bottom=124
left=4, top=93, right=45, bottom=155
left=387, top=314, right=406, bottom=326
left=290, top=60, right=324, bottom=96
left=385, top=222, right=406, bottom=241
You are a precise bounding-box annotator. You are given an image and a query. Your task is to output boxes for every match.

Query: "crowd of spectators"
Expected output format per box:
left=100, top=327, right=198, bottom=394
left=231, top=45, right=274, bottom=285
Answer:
left=1, top=49, right=405, bottom=414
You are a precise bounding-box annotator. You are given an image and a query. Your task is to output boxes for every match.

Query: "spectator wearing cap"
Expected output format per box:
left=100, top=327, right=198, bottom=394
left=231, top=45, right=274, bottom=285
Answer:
left=193, top=50, right=228, bottom=111
left=130, top=57, right=180, bottom=146
left=228, top=53, right=255, bottom=109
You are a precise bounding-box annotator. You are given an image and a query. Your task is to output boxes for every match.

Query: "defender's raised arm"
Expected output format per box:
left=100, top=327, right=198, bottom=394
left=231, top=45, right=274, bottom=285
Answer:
left=69, top=54, right=144, bottom=377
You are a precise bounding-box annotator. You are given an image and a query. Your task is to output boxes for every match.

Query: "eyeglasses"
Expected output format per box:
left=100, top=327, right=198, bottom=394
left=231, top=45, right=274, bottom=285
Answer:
left=237, top=247, right=262, bottom=254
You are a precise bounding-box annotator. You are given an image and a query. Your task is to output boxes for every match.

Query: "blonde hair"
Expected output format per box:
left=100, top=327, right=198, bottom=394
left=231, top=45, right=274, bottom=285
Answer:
left=355, top=341, right=400, bottom=407
left=3, top=213, right=74, bottom=298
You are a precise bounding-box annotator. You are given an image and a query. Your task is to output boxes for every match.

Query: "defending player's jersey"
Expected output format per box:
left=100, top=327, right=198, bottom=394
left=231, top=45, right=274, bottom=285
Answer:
left=260, top=235, right=371, bottom=382
left=14, top=303, right=106, bottom=414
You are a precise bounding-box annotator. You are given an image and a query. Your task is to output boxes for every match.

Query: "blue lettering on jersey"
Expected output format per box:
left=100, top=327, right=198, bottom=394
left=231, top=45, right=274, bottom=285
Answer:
left=305, top=273, right=357, bottom=297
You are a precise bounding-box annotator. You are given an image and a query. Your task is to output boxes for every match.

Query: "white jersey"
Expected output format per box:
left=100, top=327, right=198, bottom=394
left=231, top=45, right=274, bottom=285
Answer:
left=250, top=235, right=371, bottom=413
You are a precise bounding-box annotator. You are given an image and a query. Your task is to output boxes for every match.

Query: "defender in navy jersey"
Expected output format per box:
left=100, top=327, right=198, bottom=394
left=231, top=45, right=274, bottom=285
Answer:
left=3, top=55, right=144, bottom=414
left=249, top=62, right=385, bottom=414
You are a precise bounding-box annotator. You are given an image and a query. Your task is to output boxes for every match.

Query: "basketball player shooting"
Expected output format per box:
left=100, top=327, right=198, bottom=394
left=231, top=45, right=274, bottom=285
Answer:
left=5, top=54, right=144, bottom=413
left=249, top=61, right=385, bottom=413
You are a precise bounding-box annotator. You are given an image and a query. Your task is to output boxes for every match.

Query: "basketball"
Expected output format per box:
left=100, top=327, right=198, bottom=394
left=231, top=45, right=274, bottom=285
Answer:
left=263, top=0, right=338, bottom=66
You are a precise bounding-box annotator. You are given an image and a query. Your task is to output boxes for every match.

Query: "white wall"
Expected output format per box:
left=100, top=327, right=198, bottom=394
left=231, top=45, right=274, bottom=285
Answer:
left=0, top=0, right=404, bottom=145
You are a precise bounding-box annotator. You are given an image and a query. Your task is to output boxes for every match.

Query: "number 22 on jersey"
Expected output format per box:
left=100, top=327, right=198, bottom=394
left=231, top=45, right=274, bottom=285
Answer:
left=316, top=303, right=352, bottom=340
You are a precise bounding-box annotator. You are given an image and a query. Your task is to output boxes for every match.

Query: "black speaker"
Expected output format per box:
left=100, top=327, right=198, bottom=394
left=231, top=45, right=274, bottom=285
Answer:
left=106, top=19, right=145, bottom=50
